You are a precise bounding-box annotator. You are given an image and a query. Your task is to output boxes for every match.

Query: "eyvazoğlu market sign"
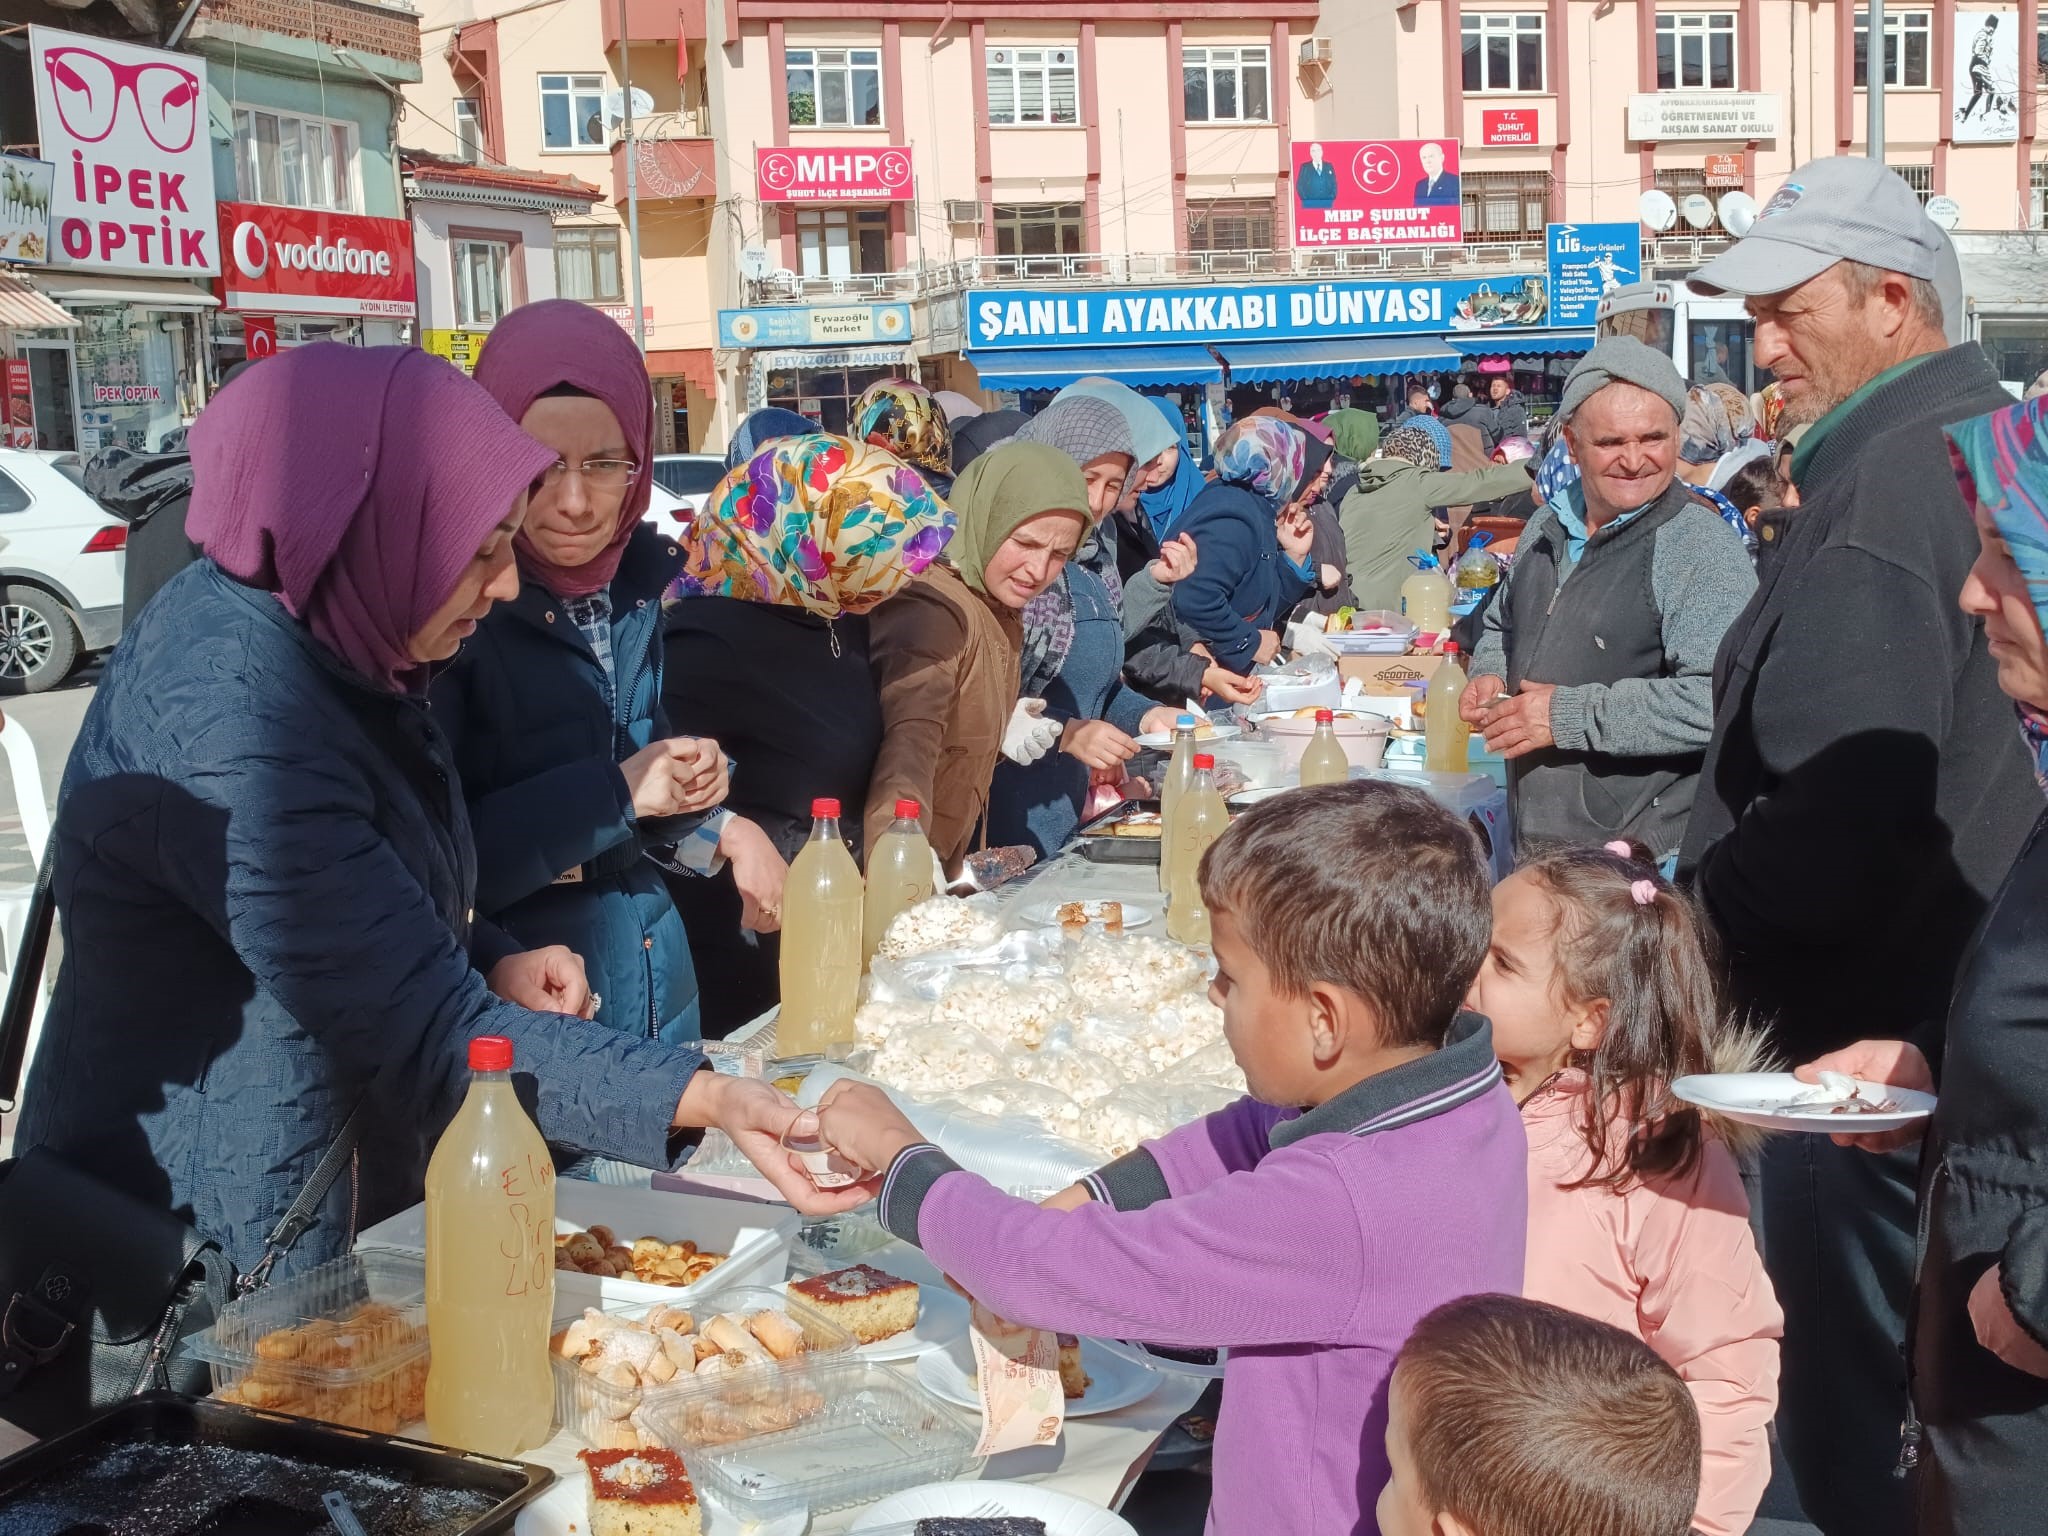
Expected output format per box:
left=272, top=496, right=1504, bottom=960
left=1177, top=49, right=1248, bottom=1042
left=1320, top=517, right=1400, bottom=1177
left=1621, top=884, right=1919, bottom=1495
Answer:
left=966, top=275, right=1554, bottom=350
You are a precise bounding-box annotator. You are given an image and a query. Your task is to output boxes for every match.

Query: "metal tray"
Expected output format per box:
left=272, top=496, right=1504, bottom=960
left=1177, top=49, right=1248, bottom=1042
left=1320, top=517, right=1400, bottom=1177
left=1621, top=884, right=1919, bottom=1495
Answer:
left=0, top=1391, right=552, bottom=1535
left=1073, top=801, right=1163, bottom=864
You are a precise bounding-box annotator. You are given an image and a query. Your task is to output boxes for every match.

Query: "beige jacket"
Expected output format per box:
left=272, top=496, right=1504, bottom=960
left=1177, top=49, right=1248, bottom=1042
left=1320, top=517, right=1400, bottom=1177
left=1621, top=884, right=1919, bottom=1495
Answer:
left=864, top=561, right=1022, bottom=874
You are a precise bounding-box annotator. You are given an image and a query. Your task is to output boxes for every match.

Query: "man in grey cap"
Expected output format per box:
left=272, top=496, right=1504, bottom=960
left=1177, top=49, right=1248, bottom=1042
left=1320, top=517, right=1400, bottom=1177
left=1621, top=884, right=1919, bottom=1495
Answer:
left=1677, top=156, right=2037, bottom=1536
left=1461, top=336, right=1753, bottom=860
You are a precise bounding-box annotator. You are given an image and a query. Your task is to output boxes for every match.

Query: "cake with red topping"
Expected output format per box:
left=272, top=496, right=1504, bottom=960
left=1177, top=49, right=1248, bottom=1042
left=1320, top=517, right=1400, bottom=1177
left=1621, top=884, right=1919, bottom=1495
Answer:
left=788, top=1263, right=921, bottom=1344
left=579, top=1446, right=701, bottom=1536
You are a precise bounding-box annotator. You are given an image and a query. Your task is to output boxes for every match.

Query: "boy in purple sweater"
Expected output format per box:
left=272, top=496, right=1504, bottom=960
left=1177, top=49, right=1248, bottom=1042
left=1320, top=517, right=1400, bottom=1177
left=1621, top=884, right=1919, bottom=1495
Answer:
left=812, top=780, right=1529, bottom=1536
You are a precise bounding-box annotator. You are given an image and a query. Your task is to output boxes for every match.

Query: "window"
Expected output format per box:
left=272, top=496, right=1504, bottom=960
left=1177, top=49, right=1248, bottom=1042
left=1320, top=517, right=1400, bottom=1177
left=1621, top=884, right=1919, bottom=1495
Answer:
left=1653, top=168, right=1731, bottom=233
left=1461, top=14, right=1547, bottom=94
left=555, top=227, right=623, bottom=303
left=795, top=208, right=890, bottom=277
left=1656, top=14, right=1738, bottom=90
left=454, top=98, right=483, bottom=163
left=1854, top=10, right=1932, bottom=87
left=539, top=74, right=607, bottom=151
left=233, top=108, right=359, bottom=211
left=0, top=471, right=28, bottom=517
left=1182, top=46, right=1271, bottom=123
left=2032, top=162, right=2048, bottom=228
left=986, top=46, right=1079, bottom=125
left=1461, top=170, right=1552, bottom=241
left=1186, top=198, right=1276, bottom=252
left=1890, top=162, right=1935, bottom=206
left=993, top=203, right=1084, bottom=256
left=786, top=47, right=883, bottom=127
left=454, top=238, right=513, bottom=326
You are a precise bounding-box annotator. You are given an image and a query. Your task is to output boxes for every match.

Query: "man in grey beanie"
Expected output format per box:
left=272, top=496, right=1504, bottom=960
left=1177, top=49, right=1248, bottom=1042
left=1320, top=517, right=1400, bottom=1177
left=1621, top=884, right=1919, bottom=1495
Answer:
left=1675, top=156, right=2037, bottom=1536
left=1461, top=337, right=1754, bottom=861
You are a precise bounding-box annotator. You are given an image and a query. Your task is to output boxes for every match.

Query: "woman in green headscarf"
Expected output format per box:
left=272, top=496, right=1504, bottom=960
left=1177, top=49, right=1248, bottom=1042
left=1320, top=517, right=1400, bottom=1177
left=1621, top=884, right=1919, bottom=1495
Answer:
left=865, top=441, right=1092, bottom=874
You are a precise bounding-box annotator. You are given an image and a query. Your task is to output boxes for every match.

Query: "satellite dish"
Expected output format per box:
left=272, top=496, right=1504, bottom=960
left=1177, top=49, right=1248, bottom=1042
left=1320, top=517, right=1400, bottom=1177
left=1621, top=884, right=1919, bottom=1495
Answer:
left=738, top=246, right=771, bottom=281
left=1637, top=189, right=1678, bottom=233
left=1925, top=195, right=1962, bottom=231
left=1717, top=191, right=1759, bottom=237
left=598, top=87, right=657, bottom=135
left=1680, top=193, right=1716, bottom=231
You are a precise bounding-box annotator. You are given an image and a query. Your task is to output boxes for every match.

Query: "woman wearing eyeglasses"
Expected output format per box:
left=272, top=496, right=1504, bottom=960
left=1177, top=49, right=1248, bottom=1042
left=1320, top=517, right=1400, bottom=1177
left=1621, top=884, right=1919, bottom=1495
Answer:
left=432, top=301, right=727, bottom=1053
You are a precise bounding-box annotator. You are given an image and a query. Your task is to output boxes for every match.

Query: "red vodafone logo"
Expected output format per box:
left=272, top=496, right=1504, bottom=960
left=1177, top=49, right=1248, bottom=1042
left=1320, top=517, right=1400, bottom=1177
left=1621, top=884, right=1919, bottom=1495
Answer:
left=214, top=201, right=415, bottom=318
left=233, top=218, right=268, bottom=278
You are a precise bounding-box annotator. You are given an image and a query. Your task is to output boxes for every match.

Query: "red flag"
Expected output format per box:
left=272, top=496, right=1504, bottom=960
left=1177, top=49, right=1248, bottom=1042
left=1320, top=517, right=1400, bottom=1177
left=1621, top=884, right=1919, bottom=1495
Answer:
left=677, top=13, right=689, bottom=81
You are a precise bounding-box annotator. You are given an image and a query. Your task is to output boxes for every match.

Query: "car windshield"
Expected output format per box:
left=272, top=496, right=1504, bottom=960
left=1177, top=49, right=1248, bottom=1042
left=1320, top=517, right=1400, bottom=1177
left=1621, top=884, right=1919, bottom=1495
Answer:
left=653, top=458, right=726, bottom=496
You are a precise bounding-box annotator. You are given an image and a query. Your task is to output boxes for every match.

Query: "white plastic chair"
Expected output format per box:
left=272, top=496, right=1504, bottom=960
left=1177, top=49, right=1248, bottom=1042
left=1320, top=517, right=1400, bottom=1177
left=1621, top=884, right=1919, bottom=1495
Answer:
left=0, top=708, right=51, bottom=1092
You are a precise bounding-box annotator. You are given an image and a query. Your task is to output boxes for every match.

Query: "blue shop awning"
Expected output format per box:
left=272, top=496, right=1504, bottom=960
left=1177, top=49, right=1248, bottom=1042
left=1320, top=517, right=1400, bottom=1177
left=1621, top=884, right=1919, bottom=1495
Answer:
left=964, top=343, right=1223, bottom=390
left=1444, top=330, right=1596, bottom=358
left=1219, top=336, right=1462, bottom=385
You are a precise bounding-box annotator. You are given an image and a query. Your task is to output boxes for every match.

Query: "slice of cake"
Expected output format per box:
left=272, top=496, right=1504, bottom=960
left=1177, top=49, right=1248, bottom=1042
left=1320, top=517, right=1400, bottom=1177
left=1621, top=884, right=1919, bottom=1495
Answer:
left=788, top=1263, right=921, bottom=1344
left=1057, top=1334, right=1092, bottom=1400
left=580, top=1446, right=701, bottom=1536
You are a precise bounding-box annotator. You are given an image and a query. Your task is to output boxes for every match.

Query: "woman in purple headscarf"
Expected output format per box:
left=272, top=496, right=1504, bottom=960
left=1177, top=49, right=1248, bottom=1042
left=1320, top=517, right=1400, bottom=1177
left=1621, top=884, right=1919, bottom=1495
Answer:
left=434, top=300, right=735, bottom=1052
left=12, top=344, right=865, bottom=1291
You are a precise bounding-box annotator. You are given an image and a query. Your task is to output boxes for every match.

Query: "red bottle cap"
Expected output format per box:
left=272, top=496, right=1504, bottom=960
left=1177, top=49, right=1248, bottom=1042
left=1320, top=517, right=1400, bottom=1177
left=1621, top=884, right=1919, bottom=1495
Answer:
left=1445, top=642, right=1460, bottom=658
left=1193, top=753, right=1216, bottom=770
left=469, top=1036, right=513, bottom=1072
left=894, top=799, right=922, bottom=820
left=812, top=798, right=841, bottom=818
left=1315, top=708, right=1334, bottom=723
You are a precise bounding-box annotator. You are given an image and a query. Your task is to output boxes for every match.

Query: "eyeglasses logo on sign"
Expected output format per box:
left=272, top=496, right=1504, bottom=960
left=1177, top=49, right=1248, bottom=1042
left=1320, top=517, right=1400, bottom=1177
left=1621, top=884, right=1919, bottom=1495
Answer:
left=42, top=46, right=201, bottom=153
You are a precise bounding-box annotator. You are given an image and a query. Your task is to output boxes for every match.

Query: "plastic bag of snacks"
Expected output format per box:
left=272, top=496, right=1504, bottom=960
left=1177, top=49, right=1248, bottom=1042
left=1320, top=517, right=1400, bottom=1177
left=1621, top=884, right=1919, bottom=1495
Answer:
left=1076, top=1085, right=1180, bottom=1160
left=866, top=1020, right=1009, bottom=1100
left=867, top=928, right=1064, bottom=1005
left=871, top=894, right=1005, bottom=963
left=933, top=973, right=1074, bottom=1051
left=937, top=1078, right=1088, bottom=1144
left=1016, top=1043, right=1125, bottom=1105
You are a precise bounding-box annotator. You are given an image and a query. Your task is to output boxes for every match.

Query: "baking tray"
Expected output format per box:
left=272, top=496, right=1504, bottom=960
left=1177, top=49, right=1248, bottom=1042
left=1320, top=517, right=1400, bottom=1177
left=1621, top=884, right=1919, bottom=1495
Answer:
left=1074, top=801, right=1162, bottom=865
left=0, top=1391, right=552, bottom=1535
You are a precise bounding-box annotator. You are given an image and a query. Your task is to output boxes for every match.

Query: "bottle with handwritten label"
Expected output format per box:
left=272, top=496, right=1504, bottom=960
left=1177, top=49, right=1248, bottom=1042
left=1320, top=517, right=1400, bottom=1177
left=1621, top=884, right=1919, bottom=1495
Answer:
left=424, top=1035, right=555, bottom=1457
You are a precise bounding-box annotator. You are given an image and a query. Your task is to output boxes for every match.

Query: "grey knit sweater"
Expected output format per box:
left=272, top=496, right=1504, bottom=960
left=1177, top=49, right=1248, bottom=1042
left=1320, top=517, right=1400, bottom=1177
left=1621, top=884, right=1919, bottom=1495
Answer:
left=1469, top=498, right=1756, bottom=758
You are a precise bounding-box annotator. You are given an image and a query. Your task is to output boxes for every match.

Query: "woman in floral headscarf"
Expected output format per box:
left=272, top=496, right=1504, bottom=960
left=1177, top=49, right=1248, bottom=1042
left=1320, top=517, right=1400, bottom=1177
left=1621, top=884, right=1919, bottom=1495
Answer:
left=1170, top=417, right=1323, bottom=676
left=852, top=377, right=955, bottom=494
left=1797, top=393, right=2048, bottom=1536
left=663, top=433, right=953, bottom=1034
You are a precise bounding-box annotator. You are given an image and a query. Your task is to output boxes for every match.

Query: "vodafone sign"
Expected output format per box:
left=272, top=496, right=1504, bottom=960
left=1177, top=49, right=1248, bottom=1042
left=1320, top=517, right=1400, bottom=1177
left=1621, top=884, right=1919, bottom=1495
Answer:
left=216, top=202, right=416, bottom=318
left=755, top=146, right=913, bottom=202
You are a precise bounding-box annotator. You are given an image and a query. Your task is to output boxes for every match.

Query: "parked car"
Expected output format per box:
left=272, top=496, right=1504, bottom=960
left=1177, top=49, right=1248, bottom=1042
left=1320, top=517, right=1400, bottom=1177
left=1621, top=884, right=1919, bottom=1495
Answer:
left=648, top=453, right=726, bottom=531
left=0, top=449, right=126, bottom=692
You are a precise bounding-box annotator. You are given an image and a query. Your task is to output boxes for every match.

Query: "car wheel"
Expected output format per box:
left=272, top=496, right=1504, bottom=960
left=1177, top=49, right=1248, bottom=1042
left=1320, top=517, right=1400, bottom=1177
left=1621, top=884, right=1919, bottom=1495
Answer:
left=0, top=586, right=80, bottom=694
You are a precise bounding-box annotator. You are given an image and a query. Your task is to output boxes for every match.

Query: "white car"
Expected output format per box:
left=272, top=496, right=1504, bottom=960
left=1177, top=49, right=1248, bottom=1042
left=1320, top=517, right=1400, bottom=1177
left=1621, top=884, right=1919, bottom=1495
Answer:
left=0, top=449, right=126, bottom=693
left=647, top=453, right=727, bottom=532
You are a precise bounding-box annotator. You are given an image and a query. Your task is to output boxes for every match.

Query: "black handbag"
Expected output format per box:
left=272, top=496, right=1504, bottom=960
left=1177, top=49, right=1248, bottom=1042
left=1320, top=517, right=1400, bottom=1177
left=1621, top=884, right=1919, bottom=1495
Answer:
left=0, top=843, right=360, bottom=1438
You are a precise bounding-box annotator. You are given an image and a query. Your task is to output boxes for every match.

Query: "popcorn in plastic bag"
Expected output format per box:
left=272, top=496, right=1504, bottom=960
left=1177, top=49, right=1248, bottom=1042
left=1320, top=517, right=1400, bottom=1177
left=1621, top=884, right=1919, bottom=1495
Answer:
left=1063, top=932, right=1205, bottom=1013
left=867, top=1020, right=1008, bottom=1099
left=1076, top=1086, right=1179, bottom=1160
left=853, top=996, right=933, bottom=1050
left=941, top=1078, right=1086, bottom=1142
left=868, top=928, right=1065, bottom=1005
left=1157, top=1037, right=1249, bottom=1096
left=1017, top=1043, right=1124, bottom=1105
left=936, top=975, right=1074, bottom=1050
left=874, top=894, right=1004, bottom=962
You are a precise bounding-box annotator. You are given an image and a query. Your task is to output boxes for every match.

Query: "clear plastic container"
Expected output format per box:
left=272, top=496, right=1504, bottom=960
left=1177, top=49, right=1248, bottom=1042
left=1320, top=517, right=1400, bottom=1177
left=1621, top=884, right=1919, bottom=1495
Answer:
left=549, top=1283, right=857, bottom=1452
left=643, top=1361, right=983, bottom=1521
left=184, top=1251, right=429, bottom=1435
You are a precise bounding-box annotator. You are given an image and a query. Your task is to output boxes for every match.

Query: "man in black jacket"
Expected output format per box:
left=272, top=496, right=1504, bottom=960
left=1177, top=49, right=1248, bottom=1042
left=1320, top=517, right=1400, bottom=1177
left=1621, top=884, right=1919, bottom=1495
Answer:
left=1679, top=157, right=2039, bottom=1536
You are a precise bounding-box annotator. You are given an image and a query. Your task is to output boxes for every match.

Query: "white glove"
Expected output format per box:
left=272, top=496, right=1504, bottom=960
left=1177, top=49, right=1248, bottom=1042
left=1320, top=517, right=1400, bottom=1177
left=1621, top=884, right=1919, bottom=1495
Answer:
left=1001, top=698, right=1062, bottom=765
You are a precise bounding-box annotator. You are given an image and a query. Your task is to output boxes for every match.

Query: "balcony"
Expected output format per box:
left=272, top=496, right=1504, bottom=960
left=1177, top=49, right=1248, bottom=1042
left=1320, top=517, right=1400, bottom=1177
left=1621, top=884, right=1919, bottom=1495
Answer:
left=613, top=130, right=717, bottom=204
left=602, top=0, right=706, bottom=52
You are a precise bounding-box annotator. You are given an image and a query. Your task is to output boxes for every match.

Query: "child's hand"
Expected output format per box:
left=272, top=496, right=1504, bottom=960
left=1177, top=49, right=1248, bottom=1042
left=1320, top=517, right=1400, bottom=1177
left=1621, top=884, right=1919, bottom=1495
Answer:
left=812, top=1080, right=927, bottom=1174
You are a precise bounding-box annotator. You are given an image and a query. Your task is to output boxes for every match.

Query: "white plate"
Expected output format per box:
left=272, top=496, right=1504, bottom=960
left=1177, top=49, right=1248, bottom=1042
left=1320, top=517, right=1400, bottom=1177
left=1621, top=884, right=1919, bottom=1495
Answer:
left=778, top=1279, right=971, bottom=1362
left=1671, top=1072, right=1937, bottom=1134
left=915, top=1335, right=1161, bottom=1418
left=1013, top=898, right=1158, bottom=932
left=1134, top=723, right=1240, bottom=749
left=851, top=1480, right=1138, bottom=1536
left=516, top=1470, right=806, bottom=1536
left=1225, top=786, right=1292, bottom=809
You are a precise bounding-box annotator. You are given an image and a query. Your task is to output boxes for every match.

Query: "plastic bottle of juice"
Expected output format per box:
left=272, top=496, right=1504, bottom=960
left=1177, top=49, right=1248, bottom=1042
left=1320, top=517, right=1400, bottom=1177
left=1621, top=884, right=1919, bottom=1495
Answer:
left=779, top=798, right=864, bottom=1056
left=1167, top=754, right=1228, bottom=946
left=1157, top=714, right=1199, bottom=895
left=1425, top=643, right=1473, bottom=773
left=424, top=1036, right=555, bottom=1458
left=864, top=798, right=934, bottom=965
left=1298, top=708, right=1350, bottom=787
left=1400, top=553, right=1452, bottom=635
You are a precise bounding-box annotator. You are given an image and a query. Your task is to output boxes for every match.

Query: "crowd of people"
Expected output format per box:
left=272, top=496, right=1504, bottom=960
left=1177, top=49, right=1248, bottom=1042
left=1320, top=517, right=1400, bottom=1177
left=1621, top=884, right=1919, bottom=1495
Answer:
left=10, top=152, right=2048, bottom=1536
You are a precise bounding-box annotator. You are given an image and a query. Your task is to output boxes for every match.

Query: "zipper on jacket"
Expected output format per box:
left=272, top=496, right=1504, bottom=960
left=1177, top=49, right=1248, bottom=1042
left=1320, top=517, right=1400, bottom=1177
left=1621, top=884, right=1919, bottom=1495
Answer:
left=1897, top=1151, right=1949, bottom=1479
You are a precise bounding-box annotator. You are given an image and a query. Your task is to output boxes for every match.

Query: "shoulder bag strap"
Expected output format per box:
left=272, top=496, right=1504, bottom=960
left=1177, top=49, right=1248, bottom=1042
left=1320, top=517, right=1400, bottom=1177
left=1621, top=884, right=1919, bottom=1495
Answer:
left=235, top=1101, right=365, bottom=1296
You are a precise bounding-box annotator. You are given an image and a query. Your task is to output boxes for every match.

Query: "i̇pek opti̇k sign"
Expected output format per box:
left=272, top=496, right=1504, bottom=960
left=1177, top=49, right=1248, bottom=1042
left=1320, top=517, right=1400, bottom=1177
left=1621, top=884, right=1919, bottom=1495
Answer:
left=216, top=202, right=417, bottom=319
left=30, top=25, right=218, bottom=276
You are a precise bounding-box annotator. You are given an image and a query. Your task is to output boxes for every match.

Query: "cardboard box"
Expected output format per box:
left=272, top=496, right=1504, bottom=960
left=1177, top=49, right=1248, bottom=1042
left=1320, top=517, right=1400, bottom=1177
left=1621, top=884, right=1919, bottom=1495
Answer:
left=1339, top=652, right=1446, bottom=695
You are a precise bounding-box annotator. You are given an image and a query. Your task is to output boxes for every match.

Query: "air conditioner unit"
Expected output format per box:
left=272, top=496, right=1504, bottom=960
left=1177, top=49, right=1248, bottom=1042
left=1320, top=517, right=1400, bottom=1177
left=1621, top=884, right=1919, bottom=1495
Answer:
left=1299, top=36, right=1332, bottom=67
left=944, top=198, right=985, bottom=229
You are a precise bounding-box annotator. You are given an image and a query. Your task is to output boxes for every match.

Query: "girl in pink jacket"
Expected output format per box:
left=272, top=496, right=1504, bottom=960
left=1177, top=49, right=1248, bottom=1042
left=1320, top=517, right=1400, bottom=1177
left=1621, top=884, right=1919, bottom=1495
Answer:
left=1466, top=841, right=1782, bottom=1536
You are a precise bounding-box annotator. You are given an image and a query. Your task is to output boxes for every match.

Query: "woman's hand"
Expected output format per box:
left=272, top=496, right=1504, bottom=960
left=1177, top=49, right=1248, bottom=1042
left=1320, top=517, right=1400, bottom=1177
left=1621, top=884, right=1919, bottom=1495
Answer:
left=719, top=815, right=788, bottom=933
left=1061, top=718, right=1140, bottom=771
left=1254, top=629, right=1283, bottom=665
left=1277, top=505, right=1316, bottom=562
left=1150, top=534, right=1197, bottom=586
left=623, top=737, right=730, bottom=819
left=811, top=1080, right=926, bottom=1177
left=1796, top=1040, right=1935, bottom=1151
left=488, top=945, right=594, bottom=1017
left=674, top=1072, right=878, bottom=1214
left=1203, top=666, right=1264, bottom=706
left=1138, top=706, right=1182, bottom=738
left=1969, top=1266, right=2048, bottom=1377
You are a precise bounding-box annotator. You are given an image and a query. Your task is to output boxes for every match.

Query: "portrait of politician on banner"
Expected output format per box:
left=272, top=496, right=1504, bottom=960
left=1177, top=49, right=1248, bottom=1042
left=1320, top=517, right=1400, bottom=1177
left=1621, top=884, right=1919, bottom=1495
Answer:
left=1293, top=138, right=1464, bottom=247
